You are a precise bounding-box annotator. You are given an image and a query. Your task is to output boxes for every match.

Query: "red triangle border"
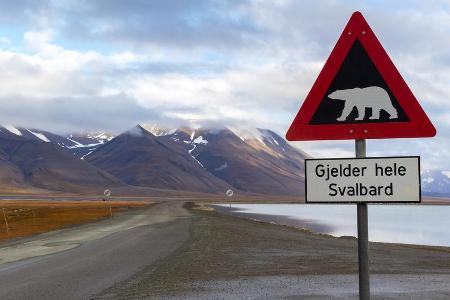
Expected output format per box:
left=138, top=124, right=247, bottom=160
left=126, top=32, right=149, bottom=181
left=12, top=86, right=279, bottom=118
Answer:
left=286, top=12, right=436, bottom=141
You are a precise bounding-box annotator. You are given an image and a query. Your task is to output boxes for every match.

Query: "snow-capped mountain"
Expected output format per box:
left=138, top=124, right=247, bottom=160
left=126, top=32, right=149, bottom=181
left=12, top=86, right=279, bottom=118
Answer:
left=0, top=125, right=115, bottom=160
left=140, top=124, right=176, bottom=136
left=84, top=123, right=302, bottom=196
left=0, top=125, right=122, bottom=193
left=0, top=123, right=448, bottom=197
left=86, top=125, right=230, bottom=193
left=64, top=132, right=114, bottom=159
left=0, top=125, right=59, bottom=143
left=422, top=170, right=450, bottom=196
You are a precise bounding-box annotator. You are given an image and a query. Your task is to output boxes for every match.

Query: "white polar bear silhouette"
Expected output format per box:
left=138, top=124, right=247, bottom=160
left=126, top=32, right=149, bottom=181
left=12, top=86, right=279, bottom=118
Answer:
left=328, top=86, right=398, bottom=121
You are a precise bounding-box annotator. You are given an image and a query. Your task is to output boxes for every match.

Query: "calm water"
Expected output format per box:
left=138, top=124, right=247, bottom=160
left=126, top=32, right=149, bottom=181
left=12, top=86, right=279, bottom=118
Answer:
left=218, top=204, right=450, bottom=247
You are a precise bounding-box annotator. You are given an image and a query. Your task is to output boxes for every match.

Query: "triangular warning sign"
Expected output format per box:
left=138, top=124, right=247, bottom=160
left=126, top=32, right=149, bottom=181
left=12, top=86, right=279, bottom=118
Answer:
left=286, top=12, right=436, bottom=141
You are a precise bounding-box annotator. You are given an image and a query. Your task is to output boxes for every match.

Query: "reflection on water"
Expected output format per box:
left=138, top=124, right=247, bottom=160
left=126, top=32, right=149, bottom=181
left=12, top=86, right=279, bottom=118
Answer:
left=217, top=204, right=450, bottom=247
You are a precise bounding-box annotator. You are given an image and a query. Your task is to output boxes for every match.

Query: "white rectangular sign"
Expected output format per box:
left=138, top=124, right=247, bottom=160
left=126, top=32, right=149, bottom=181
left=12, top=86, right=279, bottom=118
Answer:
left=305, top=156, right=420, bottom=203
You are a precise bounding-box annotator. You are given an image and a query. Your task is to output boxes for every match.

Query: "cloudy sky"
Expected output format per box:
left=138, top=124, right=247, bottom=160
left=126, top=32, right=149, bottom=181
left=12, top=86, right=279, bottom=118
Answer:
left=0, top=0, right=449, bottom=170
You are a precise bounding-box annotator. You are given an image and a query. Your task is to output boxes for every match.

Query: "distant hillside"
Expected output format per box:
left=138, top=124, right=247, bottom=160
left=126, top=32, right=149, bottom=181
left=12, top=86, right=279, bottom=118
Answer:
left=85, top=124, right=308, bottom=195
left=154, top=126, right=307, bottom=195
left=0, top=126, right=122, bottom=193
left=0, top=124, right=447, bottom=198
left=86, top=125, right=230, bottom=193
left=0, top=124, right=308, bottom=196
left=422, top=170, right=450, bottom=196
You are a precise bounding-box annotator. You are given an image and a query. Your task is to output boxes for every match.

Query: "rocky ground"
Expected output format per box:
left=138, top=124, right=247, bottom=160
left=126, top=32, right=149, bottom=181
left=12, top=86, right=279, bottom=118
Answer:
left=95, top=202, right=450, bottom=299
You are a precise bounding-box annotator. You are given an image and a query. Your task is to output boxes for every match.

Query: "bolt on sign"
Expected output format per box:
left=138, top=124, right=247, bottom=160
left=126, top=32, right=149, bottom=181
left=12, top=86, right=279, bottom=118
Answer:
left=305, top=157, right=420, bottom=203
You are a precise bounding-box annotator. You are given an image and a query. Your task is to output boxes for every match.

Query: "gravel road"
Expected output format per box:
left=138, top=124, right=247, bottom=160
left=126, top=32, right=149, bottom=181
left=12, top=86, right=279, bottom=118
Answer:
left=0, top=202, right=190, bottom=300
left=1, top=201, right=450, bottom=299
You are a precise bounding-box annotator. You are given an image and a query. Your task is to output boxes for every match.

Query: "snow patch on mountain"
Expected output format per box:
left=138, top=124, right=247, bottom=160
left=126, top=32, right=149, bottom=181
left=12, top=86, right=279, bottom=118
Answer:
left=188, top=144, right=196, bottom=154
left=181, top=132, right=208, bottom=168
left=67, top=142, right=104, bottom=149
left=228, top=126, right=284, bottom=149
left=140, top=124, right=176, bottom=136
left=423, top=177, right=434, bottom=184
left=67, top=136, right=83, bottom=146
left=80, top=151, right=94, bottom=160
left=63, top=131, right=115, bottom=158
left=228, top=126, right=263, bottom=143
left=442, top=171, right=450, bottom=179
left=91, top=132, right=113, bottom=141
left=26, top=129, right=50, bottom=142
left=214, top=163, right=228, bottom=172
left=67, top=132, right=114, bottom=145
left=4, top=125, right=22, bottom=136
left=193, top=136, right=208, bottom=144
left=188, top=144, right=204, bottom=167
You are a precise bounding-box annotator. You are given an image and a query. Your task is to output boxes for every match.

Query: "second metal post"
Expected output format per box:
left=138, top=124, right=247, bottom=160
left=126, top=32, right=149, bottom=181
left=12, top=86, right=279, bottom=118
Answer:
left=355, top=139, right=370, bottom=300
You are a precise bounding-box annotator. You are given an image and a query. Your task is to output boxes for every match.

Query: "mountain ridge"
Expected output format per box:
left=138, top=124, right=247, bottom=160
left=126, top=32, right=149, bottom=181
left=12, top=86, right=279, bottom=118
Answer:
left=0, top=124, right=448, bottom=197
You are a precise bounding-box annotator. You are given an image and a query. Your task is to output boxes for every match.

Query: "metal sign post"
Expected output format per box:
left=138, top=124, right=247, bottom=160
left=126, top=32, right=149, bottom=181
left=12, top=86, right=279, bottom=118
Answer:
left=304, top=150, right=421, bottom=300
left=355, top=139, right=369, bottom=300
left=286, top=11, right=435, bottom=300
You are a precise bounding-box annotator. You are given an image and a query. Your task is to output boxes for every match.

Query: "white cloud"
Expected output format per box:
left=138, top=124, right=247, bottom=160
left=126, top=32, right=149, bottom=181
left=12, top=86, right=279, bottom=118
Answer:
left=0, top=1, right=448, bottom=170
left=0, top=37, right=10, bottom=49
left=24, top=30, right=56, bottom=51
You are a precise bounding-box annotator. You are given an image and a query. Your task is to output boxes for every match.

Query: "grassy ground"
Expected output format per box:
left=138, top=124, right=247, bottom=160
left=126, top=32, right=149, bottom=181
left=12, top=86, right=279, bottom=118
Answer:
left=0, top=200, right=149, bottom=242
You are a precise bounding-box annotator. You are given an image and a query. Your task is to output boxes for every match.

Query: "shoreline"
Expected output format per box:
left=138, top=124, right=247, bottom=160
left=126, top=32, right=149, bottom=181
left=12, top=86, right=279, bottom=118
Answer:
left=212, top=204, right=337, bottom=236
left=211, top=203, right=450, bottom=248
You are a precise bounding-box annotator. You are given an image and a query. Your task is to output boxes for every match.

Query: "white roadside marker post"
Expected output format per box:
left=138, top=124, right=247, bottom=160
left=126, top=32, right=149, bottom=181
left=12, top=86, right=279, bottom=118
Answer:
left=355, top=139, right=370, bottom=299
left=104, top=189, right=112, bottom=217
left=226, top=189, right=234, bottom=208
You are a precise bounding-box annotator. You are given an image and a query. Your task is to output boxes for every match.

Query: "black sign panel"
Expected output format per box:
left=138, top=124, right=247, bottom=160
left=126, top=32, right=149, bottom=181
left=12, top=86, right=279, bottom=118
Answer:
left=310, top=39, right=409, bottom=125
